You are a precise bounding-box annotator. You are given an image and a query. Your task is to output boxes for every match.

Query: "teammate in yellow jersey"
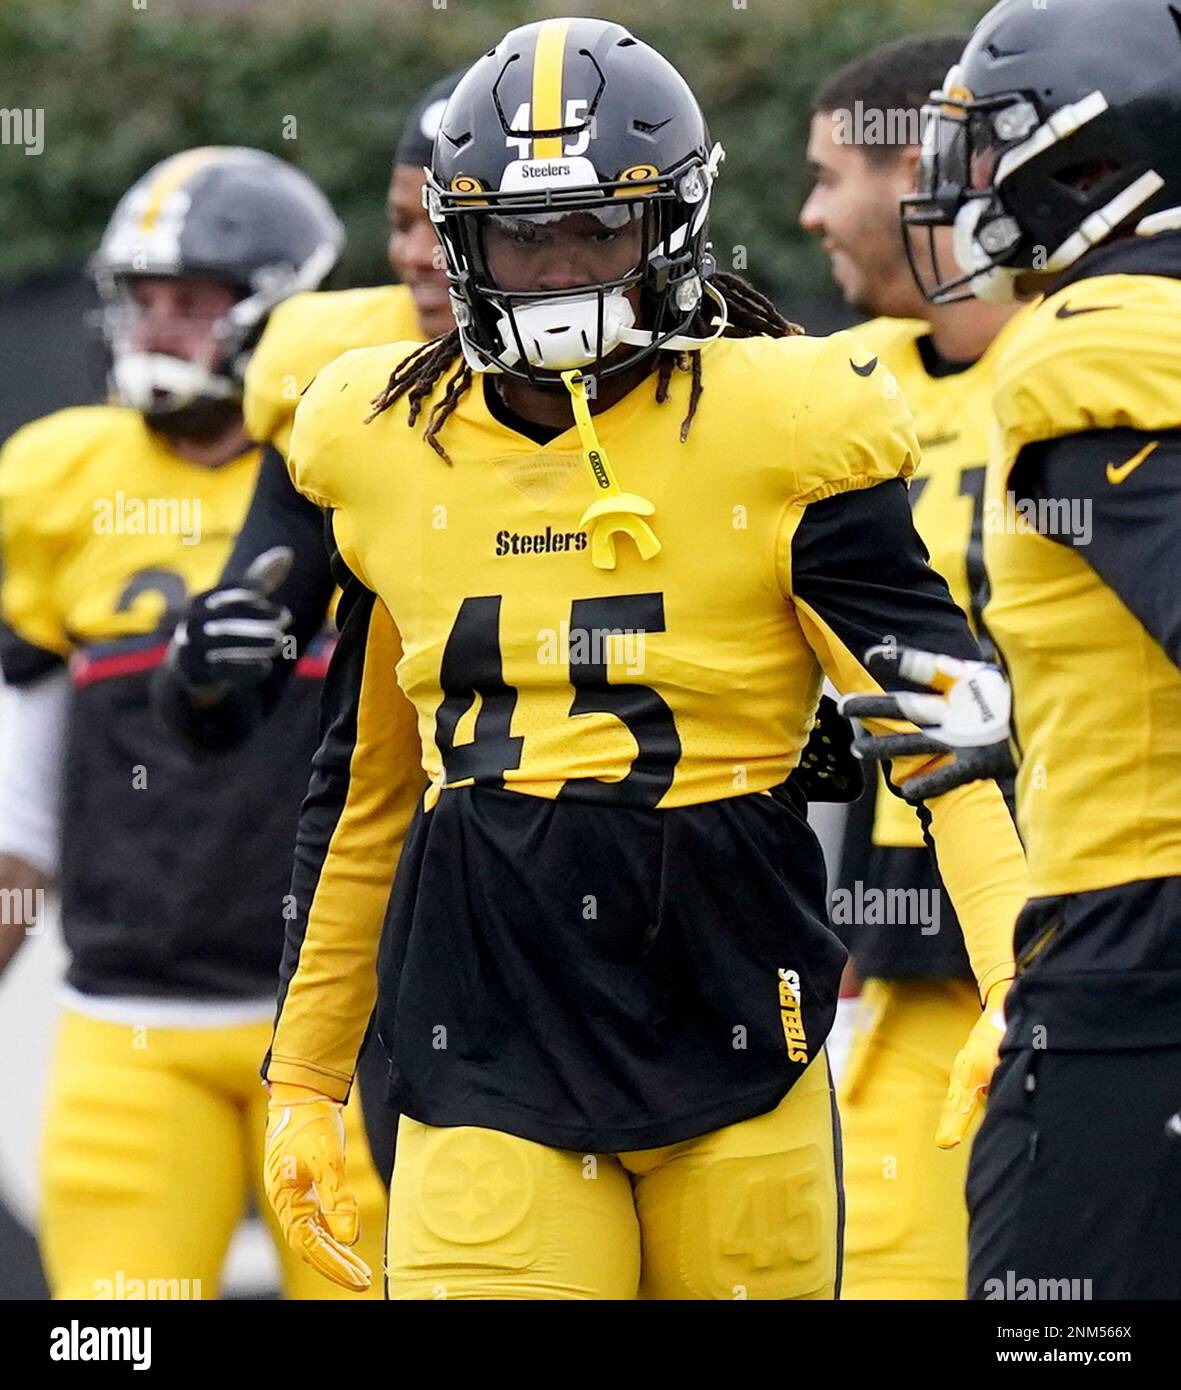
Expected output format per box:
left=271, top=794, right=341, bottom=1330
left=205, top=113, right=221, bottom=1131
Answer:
left=154, top=74, right=464, bottom=1193
left=261, top=17, right=1023, bottom=1300
left=800, top=34, right=1026, bottom=1299
left=0, top=148, right=387, bottom=1299
left=855, top=0, right=1181, bottom=1299
left=244, top=70, right=461, bottom=460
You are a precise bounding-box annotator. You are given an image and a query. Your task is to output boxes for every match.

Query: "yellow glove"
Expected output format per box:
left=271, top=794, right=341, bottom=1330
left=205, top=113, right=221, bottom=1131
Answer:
left=263, top=1082, right=373, bottom=1292
left=936, top=980, right=1011, bottom=1150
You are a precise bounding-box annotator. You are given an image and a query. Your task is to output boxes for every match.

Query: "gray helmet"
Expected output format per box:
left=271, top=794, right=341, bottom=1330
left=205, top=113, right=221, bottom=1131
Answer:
left=92, top=146, right=344, bottom=436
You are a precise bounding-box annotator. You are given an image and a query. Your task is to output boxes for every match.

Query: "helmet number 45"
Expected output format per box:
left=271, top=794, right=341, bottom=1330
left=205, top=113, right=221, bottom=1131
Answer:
left=505, top=100, right=592, bottom=159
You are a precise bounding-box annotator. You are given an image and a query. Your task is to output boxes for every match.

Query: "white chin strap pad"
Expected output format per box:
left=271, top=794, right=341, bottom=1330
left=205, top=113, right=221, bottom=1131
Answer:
left=495, top=291, right=638, bottom=370
left=489, top=280, right=729, bottom=372
left=111, top=352, right=238, bottom=411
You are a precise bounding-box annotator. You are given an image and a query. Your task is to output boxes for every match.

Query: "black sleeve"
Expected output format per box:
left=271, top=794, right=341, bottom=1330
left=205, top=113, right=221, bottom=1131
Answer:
left=1011, top=427, right=1181, bottom=668
left=0, top=618, right=65, bottom=687
left=151, top=446, right=336, bottom=755
left=790, top=477, right=982, bottom=678
left=789, top=478, right=982, bottom=815
left=790, top=480, right=1021, bottom=988
left=221, top=444, right=337, bottom=666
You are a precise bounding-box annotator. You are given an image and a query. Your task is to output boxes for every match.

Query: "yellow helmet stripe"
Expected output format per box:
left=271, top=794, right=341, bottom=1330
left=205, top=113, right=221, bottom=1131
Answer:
left=139, top=147, right=223, bottom=232
left=531, top=17, right=571, bottom=159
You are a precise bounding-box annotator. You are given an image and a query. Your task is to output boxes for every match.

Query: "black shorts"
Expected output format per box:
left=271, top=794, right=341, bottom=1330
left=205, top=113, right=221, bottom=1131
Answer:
left=374, top=784, right=846, bottom=1153
left=968, top=1044, right=1181, bottom=1300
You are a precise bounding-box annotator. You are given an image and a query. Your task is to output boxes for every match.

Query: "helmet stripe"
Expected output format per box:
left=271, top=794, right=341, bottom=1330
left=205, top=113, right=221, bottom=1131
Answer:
left=138, top=147, right=223, bottom=232
left=531, top=17, right=570, bottom=158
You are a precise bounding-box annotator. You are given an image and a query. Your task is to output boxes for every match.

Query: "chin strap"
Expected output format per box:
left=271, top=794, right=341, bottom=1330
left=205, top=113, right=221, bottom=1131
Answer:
left=615, top=279, right=730, bottom=353
left=561, top=369, right=660, bottom=571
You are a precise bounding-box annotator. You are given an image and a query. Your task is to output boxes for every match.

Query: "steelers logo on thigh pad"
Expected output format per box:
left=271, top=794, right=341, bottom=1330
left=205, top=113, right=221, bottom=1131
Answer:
left=418, top=1127, right=536, bottom=1247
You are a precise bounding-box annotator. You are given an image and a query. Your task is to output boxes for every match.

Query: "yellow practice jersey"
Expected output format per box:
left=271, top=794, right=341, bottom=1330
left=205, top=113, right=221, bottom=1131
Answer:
left=265, top=331, right=1023, bottom=1138
left=290, top=331, right=923, bottom=808
left=0, top=407, right=325, bottom=999
left=985, top=266, right=1181, bottom=898
left=0, top=406, right=259, bottom=658
left=244, top=283, right=424, bottom=456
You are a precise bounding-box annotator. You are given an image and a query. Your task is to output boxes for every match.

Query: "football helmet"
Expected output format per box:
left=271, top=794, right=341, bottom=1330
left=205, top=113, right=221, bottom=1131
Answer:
left=92, top=147, right=344, bottom=436
left=425, top=17, right=727, bottom=380
left=902, top=0, right=1181, bottom=304
left=395, top=70, right=467, bottom=171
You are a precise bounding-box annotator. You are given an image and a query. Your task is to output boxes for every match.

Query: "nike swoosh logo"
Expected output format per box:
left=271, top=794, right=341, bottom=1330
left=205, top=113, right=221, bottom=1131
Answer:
left=1106, top=440, right=1158, bottom=484
left=1055, top=302, right=1119, bottom=319
left=850, top=356, right=878, bottom=377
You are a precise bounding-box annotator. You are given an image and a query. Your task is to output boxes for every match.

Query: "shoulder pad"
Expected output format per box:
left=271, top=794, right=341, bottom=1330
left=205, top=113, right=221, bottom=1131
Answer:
left=245, top=285, right=420, bottom=452
left=847, top=315, right=927, bottom=365
left=994, top=273, right=1181, bottom=451
left=790, top=329, right=919, bottom=503
left=0, top=406, right=141, bottom=512
left=286, top=341, right=426, bottom=509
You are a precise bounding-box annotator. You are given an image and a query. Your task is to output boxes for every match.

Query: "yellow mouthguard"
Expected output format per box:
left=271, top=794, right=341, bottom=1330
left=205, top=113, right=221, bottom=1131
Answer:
left=561, top=369, right=660, bottom=571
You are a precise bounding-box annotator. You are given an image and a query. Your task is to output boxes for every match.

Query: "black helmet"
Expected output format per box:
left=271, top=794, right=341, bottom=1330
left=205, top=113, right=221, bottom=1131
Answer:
left=396, top=70, right=468, bottom=171
left=92, top=146, right=344, bottom=435
left=425, top=16, right=727, bottom=380
left=902, top=0, right=1181, bottom=303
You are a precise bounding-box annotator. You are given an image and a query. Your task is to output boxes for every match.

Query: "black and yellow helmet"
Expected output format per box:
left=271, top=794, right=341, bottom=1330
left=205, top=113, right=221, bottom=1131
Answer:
left=426, top=17, right=727, bottom=381
left=92, top=146, right=343, bottom=435
left=903, top=0, right=1181, bottom=303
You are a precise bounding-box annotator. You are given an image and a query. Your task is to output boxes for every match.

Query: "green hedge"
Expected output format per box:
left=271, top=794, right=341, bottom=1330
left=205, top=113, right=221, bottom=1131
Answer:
left=0, top=0, right=987, bottom=313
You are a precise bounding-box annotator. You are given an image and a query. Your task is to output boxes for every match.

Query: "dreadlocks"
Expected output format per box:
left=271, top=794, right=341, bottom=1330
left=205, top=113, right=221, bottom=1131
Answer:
left=366, top=271, right=803, bottom=463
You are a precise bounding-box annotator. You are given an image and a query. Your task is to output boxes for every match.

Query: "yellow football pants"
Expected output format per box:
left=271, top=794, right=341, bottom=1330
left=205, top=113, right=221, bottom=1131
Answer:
left=838, top=978, right=982, bottom=1300
left=40, top=1010, right=386, bottom=1300
left=386, top=1050, right=840, bottom=1300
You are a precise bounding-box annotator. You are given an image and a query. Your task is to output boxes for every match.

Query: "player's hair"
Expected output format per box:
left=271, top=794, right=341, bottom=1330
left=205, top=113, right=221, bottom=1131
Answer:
left=366, top=271, right=801, bottom=462
left=812, top=33, right=970, bottom=167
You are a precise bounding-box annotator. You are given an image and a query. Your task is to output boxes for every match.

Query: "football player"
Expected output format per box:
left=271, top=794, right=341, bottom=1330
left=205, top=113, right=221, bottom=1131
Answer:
left=261, top=17, right=1024, bottom=1300
left=800, top=34, right=1025, bottom=1298
left=153, top=73, right=464, bottom=1187
left=157, top=72, right=464, bottom=751
left=0, top=148, right=386, bottom=1298
left=854, top=0, right=1181, bottom=1298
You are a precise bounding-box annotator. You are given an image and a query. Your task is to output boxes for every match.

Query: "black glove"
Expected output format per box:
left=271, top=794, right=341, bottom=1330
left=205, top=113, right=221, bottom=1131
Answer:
left=787, top=694, right=865, bottom=803
left=169, top=547, right=294, bottom=692
left=838, top=644, right=1015, bottom=803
